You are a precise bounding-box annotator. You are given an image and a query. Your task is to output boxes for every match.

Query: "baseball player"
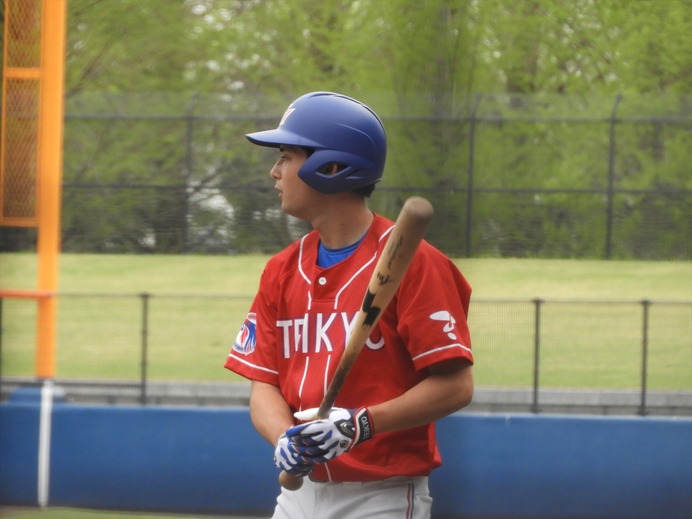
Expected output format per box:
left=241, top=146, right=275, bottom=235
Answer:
left=224, top=91, right=474, bottom=519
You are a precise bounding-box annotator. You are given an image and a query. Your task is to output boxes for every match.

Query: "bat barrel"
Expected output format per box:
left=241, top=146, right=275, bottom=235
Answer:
left=401, top=196, right=434, bottom=225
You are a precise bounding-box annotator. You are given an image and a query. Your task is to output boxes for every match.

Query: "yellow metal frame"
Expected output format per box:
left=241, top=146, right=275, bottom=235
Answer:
left=36, top=0, right=67, bottom=379
left=0, top=0, right=68, bottom=379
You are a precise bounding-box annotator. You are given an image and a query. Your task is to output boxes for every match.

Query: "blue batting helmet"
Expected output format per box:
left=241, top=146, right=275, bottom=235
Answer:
left=246, top=92, right=387, bottom=194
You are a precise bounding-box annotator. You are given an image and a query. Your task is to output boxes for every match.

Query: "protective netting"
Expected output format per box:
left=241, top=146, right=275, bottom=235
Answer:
left=0, top=0, right=43, bottom=224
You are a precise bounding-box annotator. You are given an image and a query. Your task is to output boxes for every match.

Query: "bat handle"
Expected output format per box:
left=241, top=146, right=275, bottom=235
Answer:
left=279, top=470, right=304, bottom=491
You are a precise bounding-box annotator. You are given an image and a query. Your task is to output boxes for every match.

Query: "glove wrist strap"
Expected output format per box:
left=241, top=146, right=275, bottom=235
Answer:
left=353, top=407, right=375, bottom=445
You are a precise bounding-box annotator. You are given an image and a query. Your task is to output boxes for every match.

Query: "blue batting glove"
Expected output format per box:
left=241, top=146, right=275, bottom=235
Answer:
left=274, top=432, right=314, bottom=477
left=286, top=407, right=374, bottom=463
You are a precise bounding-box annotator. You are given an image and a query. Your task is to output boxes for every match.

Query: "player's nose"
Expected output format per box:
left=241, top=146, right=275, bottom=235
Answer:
left=270, top=162, right=281, bottom=180
left=269, top=161, right=281, bottom=180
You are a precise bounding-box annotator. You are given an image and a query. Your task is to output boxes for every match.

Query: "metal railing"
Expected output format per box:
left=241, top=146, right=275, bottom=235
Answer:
left=1, top=293, right=690, bottom=415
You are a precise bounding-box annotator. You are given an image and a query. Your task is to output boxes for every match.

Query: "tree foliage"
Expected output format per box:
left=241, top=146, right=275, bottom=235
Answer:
left=1, top=0, right=689, bottom=256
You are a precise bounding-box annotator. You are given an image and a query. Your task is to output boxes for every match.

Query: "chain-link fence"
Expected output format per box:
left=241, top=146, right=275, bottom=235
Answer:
left=1, top=293, right=690, bottom=415
left=1, top=92, right=689, bottom=259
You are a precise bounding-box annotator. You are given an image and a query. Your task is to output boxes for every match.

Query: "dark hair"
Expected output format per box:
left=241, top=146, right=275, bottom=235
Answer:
left=354, top=184, right=376, bottom=198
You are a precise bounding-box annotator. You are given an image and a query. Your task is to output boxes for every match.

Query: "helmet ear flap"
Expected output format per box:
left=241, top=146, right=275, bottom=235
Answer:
left=298, top=150, right=380, bottom=194
left=316, top=162, right=347, bottom=176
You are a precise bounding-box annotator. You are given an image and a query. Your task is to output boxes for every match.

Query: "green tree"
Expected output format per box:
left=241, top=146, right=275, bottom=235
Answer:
left=5, top=0, right=687, bottom=256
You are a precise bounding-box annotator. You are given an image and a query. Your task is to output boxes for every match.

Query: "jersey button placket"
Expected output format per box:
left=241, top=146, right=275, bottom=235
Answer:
left=313, top=276, right=330, bottom=300
left=313, top=275, right=337, bottom=301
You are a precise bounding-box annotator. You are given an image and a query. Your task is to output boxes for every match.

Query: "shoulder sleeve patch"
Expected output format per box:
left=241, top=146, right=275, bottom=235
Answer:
left=233, top=312, right=257, bottom=355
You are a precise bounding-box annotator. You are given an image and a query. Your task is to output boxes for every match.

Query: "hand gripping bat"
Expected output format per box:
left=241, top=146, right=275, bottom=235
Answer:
left=279, top=196, right=434, bottom=491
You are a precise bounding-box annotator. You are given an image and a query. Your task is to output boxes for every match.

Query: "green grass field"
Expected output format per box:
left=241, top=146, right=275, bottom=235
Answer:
left=0, top=508, right=187, bottom=519
left=0, top=507, right=260, bottom=519
left=1, top=253, right=691, bottom=390
left=2, top=253, right=691, bottom=300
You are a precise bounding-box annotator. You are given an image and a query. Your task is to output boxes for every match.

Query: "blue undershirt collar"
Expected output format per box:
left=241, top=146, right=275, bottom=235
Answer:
left=317, top=233, right=367, bottom=268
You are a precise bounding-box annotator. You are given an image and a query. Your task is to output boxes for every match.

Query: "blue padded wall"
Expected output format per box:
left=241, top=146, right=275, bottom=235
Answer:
left=2, top=390, right=691, bottom=519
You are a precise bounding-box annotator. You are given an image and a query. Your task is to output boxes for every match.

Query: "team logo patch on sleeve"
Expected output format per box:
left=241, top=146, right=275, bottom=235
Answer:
left=429, top=310, right=457, bottom=340
left=233, top=313, right=257, bottom=355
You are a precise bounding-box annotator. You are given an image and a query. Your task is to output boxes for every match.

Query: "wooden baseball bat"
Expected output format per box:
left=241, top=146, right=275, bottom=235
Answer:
left=280, top=196, right=434, bottom=491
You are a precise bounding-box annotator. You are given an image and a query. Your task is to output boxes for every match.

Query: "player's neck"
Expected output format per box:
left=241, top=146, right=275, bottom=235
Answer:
left=312, top=200, right=374, bottom=250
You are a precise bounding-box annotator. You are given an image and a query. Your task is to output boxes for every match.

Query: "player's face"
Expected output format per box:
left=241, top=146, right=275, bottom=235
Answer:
left=271, top=145, right=321, bottom=219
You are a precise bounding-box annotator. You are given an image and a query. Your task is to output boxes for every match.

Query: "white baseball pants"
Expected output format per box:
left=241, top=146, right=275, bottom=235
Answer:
left=271, top=476, right=432, bottom=519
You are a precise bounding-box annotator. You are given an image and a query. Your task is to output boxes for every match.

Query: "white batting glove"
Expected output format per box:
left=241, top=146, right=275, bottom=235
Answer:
left=285, top=407, right=375, bottom=463
left=274, top=432, right=314, bottom=477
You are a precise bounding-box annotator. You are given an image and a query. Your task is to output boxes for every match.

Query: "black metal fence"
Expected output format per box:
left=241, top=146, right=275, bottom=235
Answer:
left=1, top=92, right=689, bottom=259
left=1, top=293, right=690, bottom=415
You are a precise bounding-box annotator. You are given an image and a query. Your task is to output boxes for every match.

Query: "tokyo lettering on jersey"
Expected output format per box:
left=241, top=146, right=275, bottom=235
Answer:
left=225, top=214, right=473, bottom=482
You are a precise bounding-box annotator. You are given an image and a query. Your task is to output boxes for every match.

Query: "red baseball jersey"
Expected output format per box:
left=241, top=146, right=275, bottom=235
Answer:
left=225, top=214, right=473, bottom=482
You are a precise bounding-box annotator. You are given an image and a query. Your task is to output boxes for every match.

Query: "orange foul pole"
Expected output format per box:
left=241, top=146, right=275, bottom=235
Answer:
left=36, top=0, right=68, bottom=379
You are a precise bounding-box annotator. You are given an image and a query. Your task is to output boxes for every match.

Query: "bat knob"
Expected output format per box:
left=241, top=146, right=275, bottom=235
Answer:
left=279, top=470, right=304, bottom=491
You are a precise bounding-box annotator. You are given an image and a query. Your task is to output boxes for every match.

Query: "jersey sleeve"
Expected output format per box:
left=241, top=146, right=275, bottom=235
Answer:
left=224, top=266, right=281, bottom=386
left=395, top=243, right=473, bottom=370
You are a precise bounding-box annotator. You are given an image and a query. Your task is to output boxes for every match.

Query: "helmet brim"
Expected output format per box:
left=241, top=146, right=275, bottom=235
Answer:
left=246, top=128, right=322, bottom=149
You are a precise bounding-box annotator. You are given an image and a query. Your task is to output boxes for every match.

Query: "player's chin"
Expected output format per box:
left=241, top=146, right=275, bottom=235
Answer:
left=280, top=200, right=297, bottom=217
left=280, top=197, right=310, bottom=220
